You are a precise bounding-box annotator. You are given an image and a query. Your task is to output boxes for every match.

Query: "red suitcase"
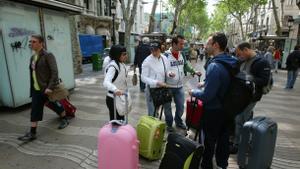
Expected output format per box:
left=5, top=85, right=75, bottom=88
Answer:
left=45, top=99, right=76, bottom=118
left=186, top=96, right=203, bottom=130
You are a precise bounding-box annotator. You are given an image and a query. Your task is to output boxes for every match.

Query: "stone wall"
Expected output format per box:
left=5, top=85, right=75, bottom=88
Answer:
left=69, top=16, right=83, bottom=74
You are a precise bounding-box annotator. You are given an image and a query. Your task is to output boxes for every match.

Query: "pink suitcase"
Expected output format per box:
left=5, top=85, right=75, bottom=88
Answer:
left=98, top=93, right=139, bottom=169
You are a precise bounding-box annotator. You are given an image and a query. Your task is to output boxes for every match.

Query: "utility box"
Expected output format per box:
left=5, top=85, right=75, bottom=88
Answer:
left=0, top=1, right=75, bottom=107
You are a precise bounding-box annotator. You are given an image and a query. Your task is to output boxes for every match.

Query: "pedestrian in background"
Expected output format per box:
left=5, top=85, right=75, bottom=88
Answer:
left=18, top=34, right=69, bottom=142
left=285, top=45, right=300, bottom=89
left=189, top=32, right=237, bottom=169
left=133, top=37, right=151, bottom=92
left=274, top=48, right=281, bottom=73
left=264, top=46, right=275, bottom=69
left=103, top=45, right=128, bottom=121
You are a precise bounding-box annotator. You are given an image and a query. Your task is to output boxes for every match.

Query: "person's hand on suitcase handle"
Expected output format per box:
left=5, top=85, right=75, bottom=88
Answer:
left=114, top=89, right=123, bottom=96
left=188, top=89, right=194, bottom=96
left=198, top=82, right=205, bottom=88
left=194, top=71, right=202, bottom=77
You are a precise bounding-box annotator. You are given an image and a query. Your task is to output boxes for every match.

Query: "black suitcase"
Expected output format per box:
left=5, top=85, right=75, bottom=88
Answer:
left=238, top=116, right=277, bottom=169
left=159, top=133, right=204, bottom=169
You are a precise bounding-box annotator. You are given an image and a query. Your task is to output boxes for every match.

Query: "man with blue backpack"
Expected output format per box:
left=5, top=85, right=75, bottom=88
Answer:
left=189, top=32, right=238, bottom=169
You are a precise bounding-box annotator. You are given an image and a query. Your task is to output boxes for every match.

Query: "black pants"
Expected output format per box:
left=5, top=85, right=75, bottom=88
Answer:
left=31, top=89, right=64, bottom=122
left=138, top=66, right=145, bottom=91
left=200, top=109, right=230, bottom=169
left=106, top=96, right=125, bottom=121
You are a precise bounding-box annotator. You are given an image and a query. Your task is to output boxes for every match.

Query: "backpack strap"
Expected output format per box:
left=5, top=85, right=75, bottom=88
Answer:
left=106, top=64, right=120, bottom=83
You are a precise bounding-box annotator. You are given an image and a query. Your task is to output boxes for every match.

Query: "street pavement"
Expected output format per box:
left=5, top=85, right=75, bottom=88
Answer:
left=0, top=59, right=300, bottom=169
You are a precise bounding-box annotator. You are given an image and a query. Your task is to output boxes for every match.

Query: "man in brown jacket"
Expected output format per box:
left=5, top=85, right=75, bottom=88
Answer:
left=18, top=34, right=69, bottom=142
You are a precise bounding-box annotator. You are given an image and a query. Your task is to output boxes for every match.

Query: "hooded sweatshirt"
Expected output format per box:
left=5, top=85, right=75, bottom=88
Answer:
left=164, top=48, right=195, bottom=88
left=192, top=53, right=238, bottom=111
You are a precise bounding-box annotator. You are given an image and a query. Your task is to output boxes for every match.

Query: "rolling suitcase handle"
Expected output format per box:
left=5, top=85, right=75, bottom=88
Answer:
left=112, top=90, right=129, bottom=125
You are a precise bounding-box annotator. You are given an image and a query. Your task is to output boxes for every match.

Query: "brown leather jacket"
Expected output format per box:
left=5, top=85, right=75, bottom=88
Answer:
left=29, top=49, right=59, bottom=93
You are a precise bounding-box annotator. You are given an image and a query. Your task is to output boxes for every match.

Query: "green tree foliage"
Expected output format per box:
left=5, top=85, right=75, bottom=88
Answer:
left=178, top=0, right=208, bottom=40
left=209, top=3, right=230, bottom=34
left=214, top=0, right=267, bottom=40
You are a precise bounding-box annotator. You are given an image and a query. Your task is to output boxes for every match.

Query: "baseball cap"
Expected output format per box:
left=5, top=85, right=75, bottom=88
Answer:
left=150, top=40, right=161, bottom=50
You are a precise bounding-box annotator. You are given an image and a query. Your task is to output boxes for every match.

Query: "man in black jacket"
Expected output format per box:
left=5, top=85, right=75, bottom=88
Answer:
left=285, top=45, right=300, bottom=89
left=231, top=42, right=271, bottom=153
left=134, top=37, right=151, bottom=92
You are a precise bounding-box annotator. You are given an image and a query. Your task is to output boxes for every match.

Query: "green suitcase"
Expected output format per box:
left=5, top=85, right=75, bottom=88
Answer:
left=137, top=115, right=166, bottom=160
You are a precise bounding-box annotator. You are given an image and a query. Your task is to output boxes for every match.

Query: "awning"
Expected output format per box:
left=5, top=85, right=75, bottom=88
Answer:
left=258, top=35, right=288, bottom=40
left=12, top=0, right=83, bottom=14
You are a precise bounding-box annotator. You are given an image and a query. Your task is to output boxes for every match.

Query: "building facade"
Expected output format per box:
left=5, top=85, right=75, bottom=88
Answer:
left=0, top=0, right=83, bottom=107
left=228, top=0, right=300, bottom=68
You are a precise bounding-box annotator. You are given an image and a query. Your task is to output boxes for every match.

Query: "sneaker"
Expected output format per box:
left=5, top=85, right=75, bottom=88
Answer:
left=166, top=126, right=174, bottom=132
left=176, top=123, right=187, bottom=130
left=58, top=118, right=69, bottom=129
left=229, top=144, right=238, bottom=154
left=18, top=132, right=36, bottom=142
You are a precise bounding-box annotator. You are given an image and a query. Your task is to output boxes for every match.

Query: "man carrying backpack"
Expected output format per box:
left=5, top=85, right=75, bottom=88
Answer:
left=188, top=32, right=238, bottom=169
left=230, top=42, right=272, bottom=153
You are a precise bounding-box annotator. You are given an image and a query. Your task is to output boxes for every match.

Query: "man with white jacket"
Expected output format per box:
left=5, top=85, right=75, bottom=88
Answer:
left=141, top=41, right=175, bottom=125
left=164, top=35, right=201, bottom=131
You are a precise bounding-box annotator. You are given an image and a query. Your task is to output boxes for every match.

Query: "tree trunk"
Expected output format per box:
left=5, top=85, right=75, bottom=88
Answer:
left=271, top=0, right=282, bottom=36
left=124, top=24, right=132, bottom=60
left=238, top=16, right=245, bottom=41
left=253, top=5, right=258, bottom=34
left=281, top=0, right=285, bottom=26
left=148, top=0, right=158, bottom=33
left=119, top=0, right=138, bottom=61
left=170, top=8, right=179, bottom=34
left=170, top=0, right=183, bottom=35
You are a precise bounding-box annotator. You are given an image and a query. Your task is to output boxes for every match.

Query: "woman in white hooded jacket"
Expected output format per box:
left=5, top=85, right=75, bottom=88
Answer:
left=103, top=45, right=128, bottom=121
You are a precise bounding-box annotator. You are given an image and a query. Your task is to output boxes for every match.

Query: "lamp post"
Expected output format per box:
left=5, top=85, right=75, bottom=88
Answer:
left=288, top=16, right=294, bottom=54
left=111, top=2, right=116, bottom=45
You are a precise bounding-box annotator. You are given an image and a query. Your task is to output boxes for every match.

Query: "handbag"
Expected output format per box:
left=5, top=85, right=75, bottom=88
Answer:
left=47, top=79, right=69, bottom=101
left=115, top=92, right=132, bottom=116
left=132, top=73, right=138, bottom=86
left=149, top=88, right=172, bottom=107
left=149, top=57, right=172, bottom=107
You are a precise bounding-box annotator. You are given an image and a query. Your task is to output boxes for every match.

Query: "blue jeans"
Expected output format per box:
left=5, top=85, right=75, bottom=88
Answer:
left=286, top=69, right=299, bottom=88
left=234, top=102, right=257, bottom=145
left=145, top=86, right=169, bottom=117
left=164, top=87, right=185, bottom=127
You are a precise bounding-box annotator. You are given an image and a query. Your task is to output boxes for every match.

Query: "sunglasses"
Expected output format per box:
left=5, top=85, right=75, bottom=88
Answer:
left=29, top=40, right=38, bottom=43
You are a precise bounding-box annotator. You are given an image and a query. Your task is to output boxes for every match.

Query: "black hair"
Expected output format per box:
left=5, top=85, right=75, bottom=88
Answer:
left=31, top=34, right=44, bottom=43
left=109, top=45, right=126, bottom=63
left=211, top=32, right=227, bottom=51
left=237, top=42, right=252, bottom=50
left=294, top=45, right=300, bottom=50
left=172, top=35, right=185, bottom=45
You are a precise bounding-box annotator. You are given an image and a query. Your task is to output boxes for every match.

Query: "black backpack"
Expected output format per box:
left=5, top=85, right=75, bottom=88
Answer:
left=216, top=61, right=255, bottom=129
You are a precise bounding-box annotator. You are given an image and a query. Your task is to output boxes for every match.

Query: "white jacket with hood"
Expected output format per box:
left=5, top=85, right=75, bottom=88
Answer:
left=164, top=48, right=195, bottom=88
